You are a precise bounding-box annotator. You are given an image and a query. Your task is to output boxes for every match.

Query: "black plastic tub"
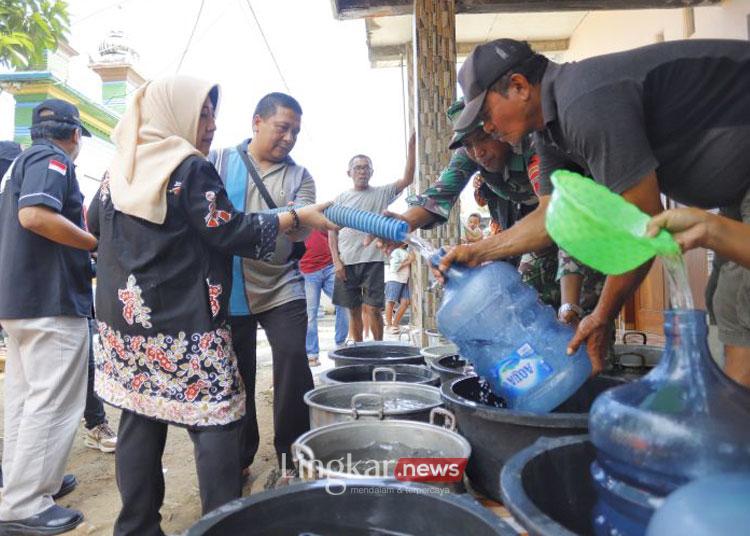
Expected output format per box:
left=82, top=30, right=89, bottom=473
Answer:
left=429, top=354, right=475, bottom=384
left=500, top=435, right=596, bottom=536
left=186, top=479, right=517, bottom=535
left=329, top=342, right=424, bottom=368
left=319, top=363, right=439, bottom=386
left=440, top=374, right=628, bottom=501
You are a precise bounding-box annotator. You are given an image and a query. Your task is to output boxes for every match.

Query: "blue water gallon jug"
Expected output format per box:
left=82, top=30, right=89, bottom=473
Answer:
left=646, top=473, right=750, bottom=536
left=433, top=253, right=591, bottom=412
left=589, top=309, right=750, bottom=535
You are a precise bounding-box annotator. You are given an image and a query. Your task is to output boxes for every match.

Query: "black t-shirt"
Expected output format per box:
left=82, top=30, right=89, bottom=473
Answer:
left=535, top=39, right=750, bottom=208
left=0, top=139, right=92, bottom=319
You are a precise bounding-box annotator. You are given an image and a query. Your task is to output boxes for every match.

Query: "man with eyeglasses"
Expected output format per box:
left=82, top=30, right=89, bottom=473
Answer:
left=330, top=135, right=416, bottom=341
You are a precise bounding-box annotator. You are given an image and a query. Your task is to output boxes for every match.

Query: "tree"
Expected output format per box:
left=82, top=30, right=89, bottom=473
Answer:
left=0, top=0, right=70, bottom=70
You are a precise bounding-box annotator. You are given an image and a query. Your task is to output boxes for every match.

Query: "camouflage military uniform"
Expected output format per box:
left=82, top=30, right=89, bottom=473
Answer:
left=557, top=250, right=606, bottom=314
left=408, top=99, right=605, bottom=311
left=518, top=248, right=562, bottom=308
left=406, top=147, right=538, bottom=230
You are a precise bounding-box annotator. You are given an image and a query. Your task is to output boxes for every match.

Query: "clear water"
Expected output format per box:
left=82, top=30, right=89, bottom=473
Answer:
left=382, top=398, right=431, bottom=413
left=661, top=253, right=694, bottom=310
left=323, top=441, right=445, bottom=470
left=403, top=233, right=437, bottom=260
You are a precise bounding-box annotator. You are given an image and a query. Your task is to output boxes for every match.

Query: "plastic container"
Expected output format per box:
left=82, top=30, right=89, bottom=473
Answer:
left=589, top=309, right=750, bottom=534
left=186, top=479, right=516, bottom=536
left=545, top=170, right=679, bottom=275
left=500, top=435, right=596, bottom=536
left=433, top=252, right=592, bottom=412
left=328, top=341, right=423, bottom=368
left=646, top=473, right=750, bottom=536
left=442, top=375, right=628, bottom=502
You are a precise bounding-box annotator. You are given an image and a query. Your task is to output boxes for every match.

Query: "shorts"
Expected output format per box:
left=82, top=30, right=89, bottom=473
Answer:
left=332, top=262, right=385, bottom=309
left=385, top=281, right=410, bottom=303
left=713, top=187, right=750, bottom=347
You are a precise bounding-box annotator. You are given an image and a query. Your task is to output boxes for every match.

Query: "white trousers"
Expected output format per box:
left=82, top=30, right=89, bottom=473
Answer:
left=0, top=316, right=88, bottom=520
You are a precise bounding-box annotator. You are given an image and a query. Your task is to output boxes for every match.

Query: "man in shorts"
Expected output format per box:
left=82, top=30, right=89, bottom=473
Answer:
left=330, top=138, right=415, bottom=341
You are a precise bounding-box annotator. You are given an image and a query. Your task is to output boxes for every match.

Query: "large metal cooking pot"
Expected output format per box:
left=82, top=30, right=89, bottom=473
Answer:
left=425, top=328, right=449, bottom=347
left=420, top=343, right=460, bottom=367
left=292, top=408, right=469, bottom=491
left=329, top=341, right=423, bottom=368
left=611, top=331, right=662, bottom=372
left=429, top=354, right=475, bottom=384
left=319, top=364, right=439, bottom=386
left=304, top=381, right=443, bottom=429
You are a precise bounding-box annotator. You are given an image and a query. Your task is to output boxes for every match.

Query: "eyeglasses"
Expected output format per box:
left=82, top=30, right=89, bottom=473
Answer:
left=351, top=165, right=372, bottom=172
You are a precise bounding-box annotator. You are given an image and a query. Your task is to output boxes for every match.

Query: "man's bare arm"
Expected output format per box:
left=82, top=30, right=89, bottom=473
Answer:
left=567, top=171, right=663, bottom=373
left=393, top=133, right=417, bottom=194
left=648, top=208, right=750, bottom=269
left=329, top=229, right=346, bottom=281
left=19, top=206, right=97, bottom=251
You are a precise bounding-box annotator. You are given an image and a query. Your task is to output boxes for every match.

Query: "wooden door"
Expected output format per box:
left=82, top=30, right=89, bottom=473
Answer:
left=634, top=258, right=666, bottom=336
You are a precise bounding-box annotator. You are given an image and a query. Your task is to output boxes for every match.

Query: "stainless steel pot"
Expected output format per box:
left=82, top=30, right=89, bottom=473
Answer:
left=319, top=364, right=439, bottom=386
left=304, top=381, right=443, bottom=429
left=293, top=408, right=469, bottom=491
left=420, top=343, right=460, bottom=367
left=611, top=331, right=662, bottom=370
left=425, top=329, right=449, bottom=347
left=429, top=354, right=475, bottom=384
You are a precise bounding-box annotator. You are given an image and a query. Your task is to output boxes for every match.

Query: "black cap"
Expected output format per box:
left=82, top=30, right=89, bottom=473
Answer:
left=32, top=99, right=91, bottom=137
left=454, top=39, right=533, bottom=132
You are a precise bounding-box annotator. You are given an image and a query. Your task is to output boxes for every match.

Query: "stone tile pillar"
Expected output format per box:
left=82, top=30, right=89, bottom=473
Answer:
left=409, top=0, right=458, bottom=345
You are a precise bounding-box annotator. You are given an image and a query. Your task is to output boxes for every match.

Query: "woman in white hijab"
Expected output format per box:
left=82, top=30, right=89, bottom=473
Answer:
left=87, top=75, right=334, bottom=536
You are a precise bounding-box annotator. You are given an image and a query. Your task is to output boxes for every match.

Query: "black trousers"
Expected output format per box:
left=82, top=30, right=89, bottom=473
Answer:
left=84, top=318, right=107, bottom=429
left=113, top=410, right=242, bottom=536
left=229, top=299, right=313, bottom=470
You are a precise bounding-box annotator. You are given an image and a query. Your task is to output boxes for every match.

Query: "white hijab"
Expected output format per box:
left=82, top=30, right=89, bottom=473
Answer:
left=108, top=75, right=218, bottom=224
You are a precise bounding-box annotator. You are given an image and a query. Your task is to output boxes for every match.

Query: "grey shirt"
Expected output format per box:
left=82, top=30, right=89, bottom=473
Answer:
left=242, top=154, right=315, bottom=314
left=334, top=183, right=400, bottom=265
left=534, top=39, right=750, bottom=209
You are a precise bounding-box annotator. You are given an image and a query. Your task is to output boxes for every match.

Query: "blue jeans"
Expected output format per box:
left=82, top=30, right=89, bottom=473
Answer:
left=303, top=264, right=349, bottom=356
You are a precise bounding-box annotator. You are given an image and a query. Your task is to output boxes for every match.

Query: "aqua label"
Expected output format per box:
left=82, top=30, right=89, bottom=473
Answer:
left=497, top=343, right=553, bottom=394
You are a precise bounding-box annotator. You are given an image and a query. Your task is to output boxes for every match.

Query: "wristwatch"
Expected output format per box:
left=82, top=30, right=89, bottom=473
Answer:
left=558, top=303, right=584, bottom=321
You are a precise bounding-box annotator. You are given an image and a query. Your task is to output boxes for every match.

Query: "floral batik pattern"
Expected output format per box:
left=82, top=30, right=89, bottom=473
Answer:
left=206, top=279, right=222, bottom=317
left=94, top=321, right=245, bottom=426
left=118, top=274, right=152, bottom=329
left=204, top=191, right=231, bottom=227
left=99, top=174, right=110, bottom=203
left=168, top=181, right=183, bottom=196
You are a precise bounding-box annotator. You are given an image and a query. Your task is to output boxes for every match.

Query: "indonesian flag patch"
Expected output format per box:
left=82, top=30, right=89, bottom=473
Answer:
left=48, top=159, right=67, bottom=175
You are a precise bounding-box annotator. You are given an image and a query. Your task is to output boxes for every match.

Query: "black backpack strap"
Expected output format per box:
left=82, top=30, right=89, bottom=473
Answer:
left=236, top=143, right=277, bottom=210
